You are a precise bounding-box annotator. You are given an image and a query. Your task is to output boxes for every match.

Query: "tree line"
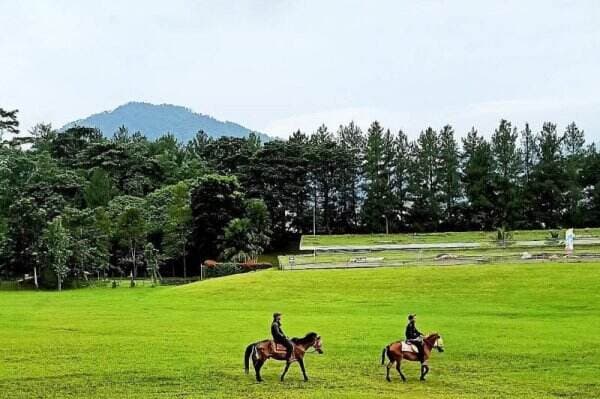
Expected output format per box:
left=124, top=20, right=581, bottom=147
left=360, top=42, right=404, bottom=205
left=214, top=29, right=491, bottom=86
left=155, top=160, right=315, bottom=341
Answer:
left=1, top=107, right=599, bottom=286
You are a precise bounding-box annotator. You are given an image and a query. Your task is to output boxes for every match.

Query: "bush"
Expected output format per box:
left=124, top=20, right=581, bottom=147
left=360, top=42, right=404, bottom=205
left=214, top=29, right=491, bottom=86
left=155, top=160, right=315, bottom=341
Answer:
left=202, top=262, right=272, bottom=279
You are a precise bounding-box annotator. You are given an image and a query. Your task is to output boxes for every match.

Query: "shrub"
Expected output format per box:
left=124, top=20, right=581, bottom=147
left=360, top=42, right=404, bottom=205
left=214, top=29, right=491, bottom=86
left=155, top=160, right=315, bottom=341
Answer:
left=202, top=262, right=272, bottom=278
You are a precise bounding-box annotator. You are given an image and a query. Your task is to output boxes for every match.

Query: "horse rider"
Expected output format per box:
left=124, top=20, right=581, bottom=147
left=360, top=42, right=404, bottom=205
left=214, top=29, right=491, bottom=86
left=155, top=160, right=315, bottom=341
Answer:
left=271, top=312, right=294, bottom=362
left=405, top=314, right=425, bottom=364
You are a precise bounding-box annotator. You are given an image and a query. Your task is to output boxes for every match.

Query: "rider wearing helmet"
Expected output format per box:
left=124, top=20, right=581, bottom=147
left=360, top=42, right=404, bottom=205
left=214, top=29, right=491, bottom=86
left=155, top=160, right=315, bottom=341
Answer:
left=405, top=314, right=425, bottom=363
left=271, top=312, right=294, bottom=362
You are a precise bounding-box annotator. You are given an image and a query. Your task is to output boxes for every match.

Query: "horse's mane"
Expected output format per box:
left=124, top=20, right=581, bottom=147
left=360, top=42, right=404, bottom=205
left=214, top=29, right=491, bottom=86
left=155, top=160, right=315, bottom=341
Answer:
left=291, top=332, right=318, bottom=344
left=424, top=332, right=439, bottom=342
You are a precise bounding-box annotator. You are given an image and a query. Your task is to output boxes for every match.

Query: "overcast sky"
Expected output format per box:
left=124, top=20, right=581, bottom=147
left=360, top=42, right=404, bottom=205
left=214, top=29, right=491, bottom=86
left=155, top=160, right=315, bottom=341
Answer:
left=1, top=0, right=599, bottom=140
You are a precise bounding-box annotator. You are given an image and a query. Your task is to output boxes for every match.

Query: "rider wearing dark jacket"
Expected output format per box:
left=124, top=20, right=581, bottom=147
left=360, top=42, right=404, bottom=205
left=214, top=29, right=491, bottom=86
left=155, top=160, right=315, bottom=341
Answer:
left=271, top=313, right=293, bottom=361
left=405, top=314, right=425, bottom=363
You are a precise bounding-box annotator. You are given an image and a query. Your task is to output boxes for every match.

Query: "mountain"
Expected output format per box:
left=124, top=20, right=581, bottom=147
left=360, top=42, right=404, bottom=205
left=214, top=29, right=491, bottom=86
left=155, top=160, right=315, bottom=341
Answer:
left=61, top=102, right=270, bottom=142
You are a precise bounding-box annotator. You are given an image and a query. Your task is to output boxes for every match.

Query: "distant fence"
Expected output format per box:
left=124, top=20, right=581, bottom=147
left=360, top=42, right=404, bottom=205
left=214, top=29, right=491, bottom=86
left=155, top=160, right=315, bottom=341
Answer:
left=279, top=248, right=600, bottom=270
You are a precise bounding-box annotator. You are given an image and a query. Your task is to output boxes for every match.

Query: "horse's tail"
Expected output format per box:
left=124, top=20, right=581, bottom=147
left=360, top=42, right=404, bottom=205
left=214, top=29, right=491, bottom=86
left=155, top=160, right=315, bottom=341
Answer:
left=381, top=346, right=389, bottom=365
left=244, top=343, right=255, bottom=374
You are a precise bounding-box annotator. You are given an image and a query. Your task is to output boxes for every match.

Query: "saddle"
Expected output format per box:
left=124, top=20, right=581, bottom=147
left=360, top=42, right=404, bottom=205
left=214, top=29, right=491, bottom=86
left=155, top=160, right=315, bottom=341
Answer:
left=271, top=342, right=288, bottom=353
left=271, top=341, right=296, bottom=361
left=401, top=341, right=419, bottom=353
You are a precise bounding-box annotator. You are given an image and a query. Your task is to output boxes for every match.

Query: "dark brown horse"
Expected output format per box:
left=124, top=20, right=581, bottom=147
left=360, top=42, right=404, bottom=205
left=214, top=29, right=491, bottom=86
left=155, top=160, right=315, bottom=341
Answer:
left=381, top=333, right=444, bottom=382
left=244, top=332, right=323, bottom=382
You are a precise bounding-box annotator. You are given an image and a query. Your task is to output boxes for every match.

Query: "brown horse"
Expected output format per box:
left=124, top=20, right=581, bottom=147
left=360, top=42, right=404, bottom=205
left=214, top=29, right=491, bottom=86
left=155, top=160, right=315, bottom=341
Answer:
left=244, top=332, right=323, bottom=382
left=381, top=333, right=444, bottom=382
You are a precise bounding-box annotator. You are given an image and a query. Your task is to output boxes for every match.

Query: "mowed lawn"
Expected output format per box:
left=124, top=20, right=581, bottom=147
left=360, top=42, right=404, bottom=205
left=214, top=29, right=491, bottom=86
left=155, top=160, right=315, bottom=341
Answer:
left=1, top=264, right=599, bottom=398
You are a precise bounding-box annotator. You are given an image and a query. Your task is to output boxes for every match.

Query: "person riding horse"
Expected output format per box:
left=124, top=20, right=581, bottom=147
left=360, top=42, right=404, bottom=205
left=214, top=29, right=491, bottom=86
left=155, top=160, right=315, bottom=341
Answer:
left=271, top=312, right=294, bottom=362
left=405, top=314, right=425, bottom=364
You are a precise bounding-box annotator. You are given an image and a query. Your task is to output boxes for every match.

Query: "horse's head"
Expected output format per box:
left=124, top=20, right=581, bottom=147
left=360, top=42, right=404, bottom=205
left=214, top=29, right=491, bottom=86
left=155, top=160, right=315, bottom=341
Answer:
left=313, top=334, right=324, bottom=354
left=429, top=333, right=445, bottom=353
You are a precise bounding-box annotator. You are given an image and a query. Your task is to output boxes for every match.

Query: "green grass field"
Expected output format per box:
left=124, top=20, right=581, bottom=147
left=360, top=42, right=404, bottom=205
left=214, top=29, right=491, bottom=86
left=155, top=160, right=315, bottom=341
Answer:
left=2, top=264, right=599, bottom=398
left=300, top=228, right=600, bottom=248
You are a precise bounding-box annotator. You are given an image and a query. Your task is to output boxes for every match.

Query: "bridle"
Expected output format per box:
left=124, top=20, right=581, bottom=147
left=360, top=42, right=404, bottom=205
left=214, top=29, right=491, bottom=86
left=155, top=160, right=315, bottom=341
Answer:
left=305, top=336, right=322, bottom=354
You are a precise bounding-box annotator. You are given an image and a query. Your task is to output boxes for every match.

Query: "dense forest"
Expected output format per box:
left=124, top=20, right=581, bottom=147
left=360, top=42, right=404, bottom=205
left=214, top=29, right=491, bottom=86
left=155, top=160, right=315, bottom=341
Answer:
left=1, top=107, right=599, bottom=285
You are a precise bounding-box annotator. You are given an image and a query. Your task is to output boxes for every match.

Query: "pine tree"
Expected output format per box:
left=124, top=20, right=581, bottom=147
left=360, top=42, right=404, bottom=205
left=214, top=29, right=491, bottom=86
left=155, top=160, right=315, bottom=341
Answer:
left=336, top=122, right=365, bottom=232
left=491, top=119, right=521, bottom=228
left=392, top=130, right=411, bottom=229
left=0, top=108, right=19, bottom=141
left=438, top=125, right=461, bottom=229
left=530, top=122, right=567, bottom=228
left=461, top=128, right=494, bottom=230
left=562, top=122, right=585, bottom=226
left=409, top=127, right=440, bottom=231
left=519, top=123, right=537, bottom=227
left=362, top=121, right=394, bottom=232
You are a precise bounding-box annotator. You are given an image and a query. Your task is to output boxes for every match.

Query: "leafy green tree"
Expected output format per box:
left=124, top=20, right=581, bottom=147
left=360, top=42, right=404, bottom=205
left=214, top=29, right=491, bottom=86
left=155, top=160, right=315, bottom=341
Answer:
left=42, top=216, right=72, bottom=291
left=244, top=198, right=272, bottom=259
left=190, top=175, right=244, bottom=261
left=84, top=168, right=113, bottom=208
left=164, top=181, right=193, bottom=279
left=221, top=218, right=253, bottom=262
left=221, top=199, right=272, bottom=263
left=109, top=196, right=147, bottom=277
left=144, top=242, right=163, bottom=285
left=245, top=135, right=308, bottom=241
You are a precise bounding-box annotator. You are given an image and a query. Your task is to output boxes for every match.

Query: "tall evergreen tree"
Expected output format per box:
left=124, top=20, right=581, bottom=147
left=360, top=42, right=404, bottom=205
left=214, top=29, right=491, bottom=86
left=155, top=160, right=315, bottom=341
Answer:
left=336, top=122, right=365, bottom=232
left=392, top=130, right=411, bottom=229
left=307, top=125, right=339, bottom=233
left=530, top=122, right=567, bottom=228
left=562, top=122, right=585, bottom=226
left=491, top=119, right=521, bottom=228
left=461, top=128, right=495, bottom=230
left=362, top=122, right=394, bottom=232
left=519, top=123, right=537, bottom=227
left=438, top=125, right=461, bottom=229
left=409, top=127, right=440, bottom=231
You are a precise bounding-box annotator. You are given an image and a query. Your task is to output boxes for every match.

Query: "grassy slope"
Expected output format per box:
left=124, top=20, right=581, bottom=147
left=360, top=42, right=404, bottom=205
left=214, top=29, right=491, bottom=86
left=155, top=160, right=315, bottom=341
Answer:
left=1, top=264, right=599, bottom=398
left=300, top=228, right=600, bottom=248
left=280, top=246, right=600, bottom=267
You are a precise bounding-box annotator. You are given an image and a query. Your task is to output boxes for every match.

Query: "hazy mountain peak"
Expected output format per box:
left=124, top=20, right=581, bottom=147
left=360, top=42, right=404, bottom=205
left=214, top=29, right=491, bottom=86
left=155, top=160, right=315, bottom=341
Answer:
left=61, top=102, right=269, bottom=142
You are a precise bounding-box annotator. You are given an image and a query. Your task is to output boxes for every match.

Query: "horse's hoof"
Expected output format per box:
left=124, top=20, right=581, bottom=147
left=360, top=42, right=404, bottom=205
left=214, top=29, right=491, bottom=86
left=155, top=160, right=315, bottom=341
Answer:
left=386, top=378, right=392, bottom=382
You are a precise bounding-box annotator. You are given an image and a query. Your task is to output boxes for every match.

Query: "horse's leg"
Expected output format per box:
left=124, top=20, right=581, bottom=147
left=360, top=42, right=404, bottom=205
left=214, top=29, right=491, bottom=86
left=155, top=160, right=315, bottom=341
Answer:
left=298, top=358, right=309, bottom=382
left=254, top=359, right=265, bottom=382
left=280, top=361, right=291, bottom=382
left=396, top=359, right=406, bottom=382
left=420, top=363, right=429, bottom=381
left=386, top=360, right=394, bottom=382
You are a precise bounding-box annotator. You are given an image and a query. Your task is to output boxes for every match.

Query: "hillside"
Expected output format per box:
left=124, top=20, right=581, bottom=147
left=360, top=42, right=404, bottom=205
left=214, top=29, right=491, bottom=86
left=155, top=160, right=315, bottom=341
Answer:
left=61, top=102, right=270, bottom=142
